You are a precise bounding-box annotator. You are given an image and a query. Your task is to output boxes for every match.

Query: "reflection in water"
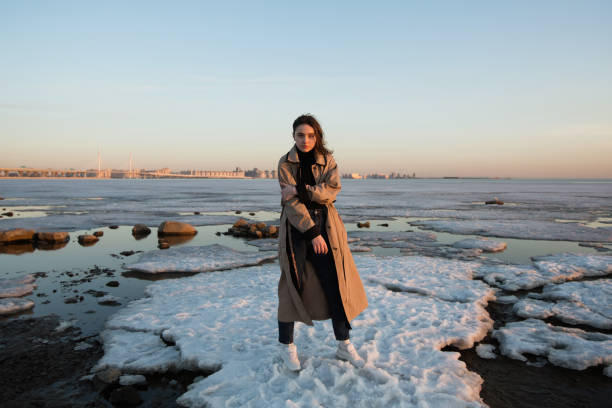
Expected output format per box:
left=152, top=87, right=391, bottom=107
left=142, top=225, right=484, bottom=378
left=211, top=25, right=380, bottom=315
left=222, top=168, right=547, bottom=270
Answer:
left=0, top=243, right=35, bottom=255
left=161, top=235, right=195, bottom=246
left=36, top=241, right=69, bottom=251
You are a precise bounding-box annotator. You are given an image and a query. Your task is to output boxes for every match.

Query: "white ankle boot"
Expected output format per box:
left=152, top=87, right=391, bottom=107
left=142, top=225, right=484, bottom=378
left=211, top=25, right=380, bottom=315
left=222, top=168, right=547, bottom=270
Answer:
left=336, top=340, right=365, bottom=368
left=279, top=342, right=301, bottom=371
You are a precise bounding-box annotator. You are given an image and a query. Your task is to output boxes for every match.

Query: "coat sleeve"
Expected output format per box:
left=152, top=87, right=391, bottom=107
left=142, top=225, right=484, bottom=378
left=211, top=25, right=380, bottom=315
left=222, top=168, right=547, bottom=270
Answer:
left=278, top=158, right=316, bottom=233
left=306, top=155, right=341, bottom=204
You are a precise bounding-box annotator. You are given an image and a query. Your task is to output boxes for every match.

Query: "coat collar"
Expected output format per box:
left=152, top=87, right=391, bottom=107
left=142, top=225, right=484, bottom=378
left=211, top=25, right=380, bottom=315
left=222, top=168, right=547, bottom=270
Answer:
left=287, top=144, right=326, bottom=165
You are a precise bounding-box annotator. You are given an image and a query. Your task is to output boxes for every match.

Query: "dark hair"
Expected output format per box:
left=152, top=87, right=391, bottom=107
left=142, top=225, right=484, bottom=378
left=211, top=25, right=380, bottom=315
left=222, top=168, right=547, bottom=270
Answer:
left=292, top=114, right=333, bottom=156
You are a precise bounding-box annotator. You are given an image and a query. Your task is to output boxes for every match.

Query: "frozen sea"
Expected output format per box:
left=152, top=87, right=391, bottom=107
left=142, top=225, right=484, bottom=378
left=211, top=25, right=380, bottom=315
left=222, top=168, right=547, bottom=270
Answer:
left=1, top=178, right=611, bottom=407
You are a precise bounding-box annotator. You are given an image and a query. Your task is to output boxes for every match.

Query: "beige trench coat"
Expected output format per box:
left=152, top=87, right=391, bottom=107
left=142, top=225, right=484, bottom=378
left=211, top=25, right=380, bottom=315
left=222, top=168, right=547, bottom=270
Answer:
left=277, top=145, right=368, bottom=325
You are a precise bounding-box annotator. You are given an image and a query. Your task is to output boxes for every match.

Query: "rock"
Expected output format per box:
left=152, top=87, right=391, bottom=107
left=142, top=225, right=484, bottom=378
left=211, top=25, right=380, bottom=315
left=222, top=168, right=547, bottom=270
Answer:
left=119, top=374, right=147, bottom=386
left=93, top=231, right=104, bottom=237
left=132, top=224, right=151, bottom=236
left=109, top=225, right=119, bottom=229
left=64, top=297, right=79, bottom=304
left=0, top=197, right=3, bottom=200
left=120, top=250, right=138, bottom=256
left=95, top=368, right=122, bottom=385
left=235, top=210, right=242, bottom=214
left=378, top=223, right=389, bottom=227
left=249, top=212, right=256, bottom=216
left=98, top=298, right=121, bottom=306
left=215, top=231, right=222, bottom=236
left=2, top=212, right=14, bottom=217
left=194, top=211, right=200, bottom=215
left=110, top=386, right=142, bottom=406
left=265, top=225, right=278, bottom=237
left=106, top=281, right=119, bottom=287
left=0, top=229, right=35, bottom=244
left=0, top=243, right=35, bottom=254
left=35, top=231, right=69, bottom=243
left=255, top=222, right=266, bottom=230
left=357, top=221, right=370, bottom=228
left=158, top=242, right=170, bottom=249
left=233, top=219, right=248, bottom=228
left=77, top=235, right=99, bottom=245
left=485, top=197, right=504, bottom=205
left=254, top=230, right=263, bottom=238
left=158, top=221, right=197, bottom=236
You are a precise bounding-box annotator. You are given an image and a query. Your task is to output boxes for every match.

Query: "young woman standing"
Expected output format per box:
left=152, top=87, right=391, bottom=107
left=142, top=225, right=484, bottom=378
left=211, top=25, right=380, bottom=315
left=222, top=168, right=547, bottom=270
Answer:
left=277, top=114, right=368, bottom=371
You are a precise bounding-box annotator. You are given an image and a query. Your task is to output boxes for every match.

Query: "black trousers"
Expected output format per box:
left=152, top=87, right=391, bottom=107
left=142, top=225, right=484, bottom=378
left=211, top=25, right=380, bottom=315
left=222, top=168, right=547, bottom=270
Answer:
left=279, top=209, right=351, bottom=344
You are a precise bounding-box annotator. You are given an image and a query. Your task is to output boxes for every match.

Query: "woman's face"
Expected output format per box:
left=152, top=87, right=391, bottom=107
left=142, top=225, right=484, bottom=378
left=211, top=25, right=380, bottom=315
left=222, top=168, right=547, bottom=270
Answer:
left=293, top=124, right=316, bottom=153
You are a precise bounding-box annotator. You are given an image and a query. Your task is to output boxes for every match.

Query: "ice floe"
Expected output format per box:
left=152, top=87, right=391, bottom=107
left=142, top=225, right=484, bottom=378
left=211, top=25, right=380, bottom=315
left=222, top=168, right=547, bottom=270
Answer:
left=0, top=297, right=35, bottom=315
left=475, top=344, right=497, bottom=359
left=410, top=219, right=612, bottom=242
left=493, top=318, right=612, bottom=371
left=474, top=253, right=612, bottom=290
left=0, top=274, right=36, bottom=298
left=513, top=280, right=612, bottom=329
left=363, top=256, right=495, bottom=305
left=125, top=244, right=277, bottom=274
left=96, top=255, right=493, bottom=407
left=453, top=238, right=507, bottom=252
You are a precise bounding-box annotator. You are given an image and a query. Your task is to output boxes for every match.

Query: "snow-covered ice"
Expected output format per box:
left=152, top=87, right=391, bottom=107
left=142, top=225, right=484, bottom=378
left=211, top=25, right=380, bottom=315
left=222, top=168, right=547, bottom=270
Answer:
left=475, top=344, right=496, bottom=359
left=453, top=238, right=507, bottom=252
left=474, top=253, right=612, bottom=290
left=96, top=255, right=494, bottom=407
left=513, top=280, right=612, bottom=329
left=245, top=238, right=278, bottom=252
left=0, top=297, right=35, bottom=315
left=0, top=274, right=36, bottom=298
left=119, top=374, right=147, bottom=386
left=363, top=256, right=495, bottom=305
left=493, top=318, right=612, bottom=371
left=532, top=253, right=612, bottom=279
left=410, top=219, right=612, bottom=242
left=125, top=244, right=278, bottom=274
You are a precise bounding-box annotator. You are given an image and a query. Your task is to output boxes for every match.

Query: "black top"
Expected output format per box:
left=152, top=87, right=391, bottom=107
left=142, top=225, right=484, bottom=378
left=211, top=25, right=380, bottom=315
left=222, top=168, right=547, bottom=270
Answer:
left=295, top=148, right=323, bottom=240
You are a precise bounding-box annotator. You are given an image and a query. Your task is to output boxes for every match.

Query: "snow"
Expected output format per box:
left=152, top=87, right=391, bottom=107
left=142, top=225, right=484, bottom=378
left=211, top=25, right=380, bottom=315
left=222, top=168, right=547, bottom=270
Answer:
left=453, top=238, right=507, bottom=252
left=0, top=297, right=35, bottom=315
left=532, top=253, right=612, bottom=279
left=0, top=274, right=36, bottom=298
left=348, top=230, right=437, bottom=244
left=55, top=320, right=76, bottom=332
left=363, top=256, right=495, bottom=305
left=96, top=255, right=493, bottom=407
left=125, top=244, right=278, bottom=274
left=119, top=374, right=147, bottom=386
left=512, top=280, right=612, bottom=329
left=604, top=366, right=612, bottom=378
left=475, top=344, right=497, bottom=359
left=474, top=253, right=612, bottom=291
left=410, top=219, right=612, bottom=242
left=493, top=318, right=612, bottom=371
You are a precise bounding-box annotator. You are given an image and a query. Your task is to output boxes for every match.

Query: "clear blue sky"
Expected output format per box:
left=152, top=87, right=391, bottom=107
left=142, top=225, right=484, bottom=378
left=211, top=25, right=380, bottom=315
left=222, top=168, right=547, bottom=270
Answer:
left=1, top=0, right=611, bottom=177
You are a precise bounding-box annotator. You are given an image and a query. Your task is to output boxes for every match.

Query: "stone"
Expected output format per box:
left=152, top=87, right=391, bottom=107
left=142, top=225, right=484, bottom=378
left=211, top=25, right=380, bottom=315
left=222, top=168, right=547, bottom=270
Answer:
left=64, top=297, right=79, bottom=304
left=158, top=221, right=197, bottom=236
left=93, top=231, right=104, bottom=237
left=110, top=386, right=142, bottom=406
left=35, top=231, right=69, bottom=243
left=132, top=224, right=151, bottom=236
left=249, top=212, right=256, bottom=216
left=266, top=225, right=278, bottom=236
left=2, top=212, right=14, bottom=217
left=158, top=242, right=170, bottom=249
left=357, top=221, right=371, bottom=228
left=255, top=222, right=266, bottom=230
left=485, top=198, right=504, bottom=205
left=233, top=219, right=248, bottom=228
left=0, top=229, right=35, bottom=244
left=109, top=225, right=119, bottom=229
left=95, top=368, right=122, bottom=384
left=378, top=223, right=389, bottom=227
left=77, top=235, right=99, bottom=245
left=235, top=210, right=242, bottom=214
left=106, top=281, right=119, bottom=287
left=194, top=211, right=200, bottom=215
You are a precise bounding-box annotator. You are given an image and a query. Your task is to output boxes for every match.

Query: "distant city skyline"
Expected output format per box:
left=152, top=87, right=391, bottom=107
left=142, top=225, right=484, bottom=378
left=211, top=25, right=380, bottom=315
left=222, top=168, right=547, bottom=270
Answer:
left=1, top=1, right=611, bottom=178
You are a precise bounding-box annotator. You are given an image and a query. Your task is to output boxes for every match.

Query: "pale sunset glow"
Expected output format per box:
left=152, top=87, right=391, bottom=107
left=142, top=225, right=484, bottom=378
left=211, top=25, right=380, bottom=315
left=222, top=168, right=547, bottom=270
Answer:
left=1, top=1, right=611, bottom=177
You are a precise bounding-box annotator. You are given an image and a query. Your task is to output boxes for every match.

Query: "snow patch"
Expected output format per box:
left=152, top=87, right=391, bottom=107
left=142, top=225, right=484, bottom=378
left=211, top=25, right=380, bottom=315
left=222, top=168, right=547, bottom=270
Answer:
left=125, top=244, right=277, bottom=274
left=475, top=344, right=497, bottom=359
left=0, top=297, right=35, bottom=315
left=98, top=255, right=493, bottom=407
left=0, top=274, right=37, bottom=298
left=453, top=238, right=507, bottom=252
left=513, top=280, right=612, bottom=329
left=493, top=318, right=612, bottom=371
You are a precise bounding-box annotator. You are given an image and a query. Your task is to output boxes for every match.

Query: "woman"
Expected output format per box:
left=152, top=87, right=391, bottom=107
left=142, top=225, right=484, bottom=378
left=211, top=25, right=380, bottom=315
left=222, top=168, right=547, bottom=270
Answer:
left=277, top=114, right=368, bottom=371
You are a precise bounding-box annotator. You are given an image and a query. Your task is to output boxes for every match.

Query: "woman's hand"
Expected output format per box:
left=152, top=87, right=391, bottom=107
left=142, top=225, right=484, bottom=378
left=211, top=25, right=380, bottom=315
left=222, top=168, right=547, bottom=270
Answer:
left=280, top=182, right=297, bottom=201
left=311, top=235, right=328, bottom=254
